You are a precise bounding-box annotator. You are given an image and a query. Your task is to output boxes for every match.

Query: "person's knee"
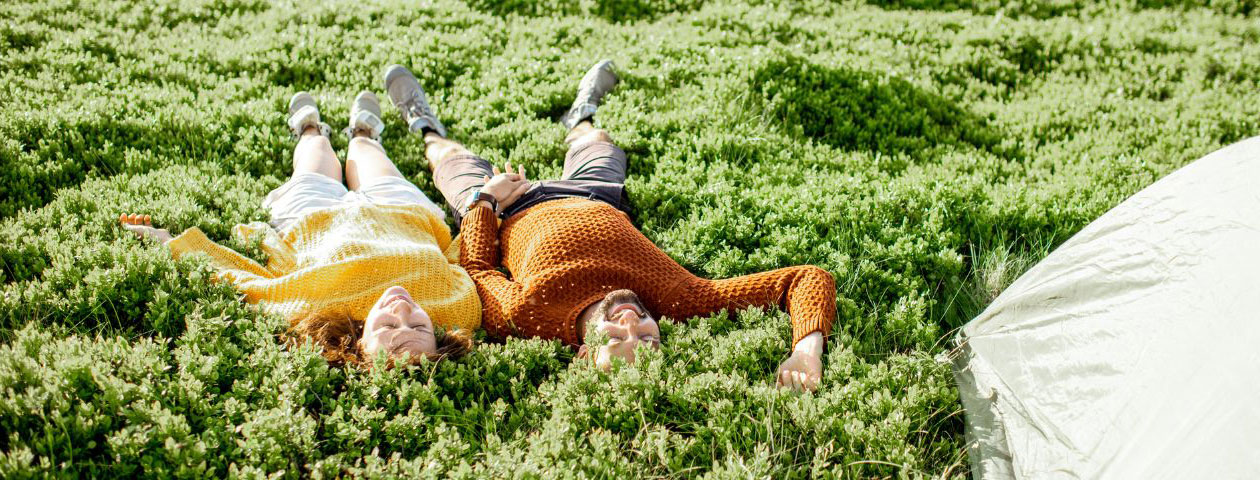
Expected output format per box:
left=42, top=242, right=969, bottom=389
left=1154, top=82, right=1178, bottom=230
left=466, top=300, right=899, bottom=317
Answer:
left=572, top=128, right=612, bottom=146
left=437, top=144, right=473, bottom=163
left=590, top=129, right=613, bottom=144
left=299, top=134, right=333, bottom=150
left=349, top=136, right=385, bottom=151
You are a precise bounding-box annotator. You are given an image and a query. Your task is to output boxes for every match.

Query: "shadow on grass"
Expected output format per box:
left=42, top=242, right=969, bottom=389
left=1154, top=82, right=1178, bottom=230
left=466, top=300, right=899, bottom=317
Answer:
left=751, top=56, right=1019, bottom=163
left=864, top=0, right=1085, bottom=19
left=0, top=115, right=290, bottom=218
left=865, top=0, right=1255, bottom=18
left=465, top=0, right=705, bottom=23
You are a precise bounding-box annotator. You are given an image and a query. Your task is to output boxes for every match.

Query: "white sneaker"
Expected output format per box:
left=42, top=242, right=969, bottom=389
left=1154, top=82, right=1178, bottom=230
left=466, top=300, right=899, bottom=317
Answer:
left=345, top=90, right=385, bottom=141
left=287, top=92, right=331, bottom=139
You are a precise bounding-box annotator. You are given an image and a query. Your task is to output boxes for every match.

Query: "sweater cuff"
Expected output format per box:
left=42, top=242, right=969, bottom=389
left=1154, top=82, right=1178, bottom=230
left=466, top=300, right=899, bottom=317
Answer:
left=791, top=315, right=832, bottom=348
left=166, top=227, right=211, bottom=259
left=463, top=205, right=497, bottom=228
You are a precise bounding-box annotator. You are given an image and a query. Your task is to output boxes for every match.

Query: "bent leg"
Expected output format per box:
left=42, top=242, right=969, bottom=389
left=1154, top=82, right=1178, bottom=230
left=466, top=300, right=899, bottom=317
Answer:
left=345, top=136, right=403, bottom=191
left=425, top=132, right=493, bottom=222
left=345, top=133, right=447, bottom=218
left=293, top=126, right=342, bottom=182
left=266, top=127, right=350, bottom=231
left=561, top=120, right=626, bottom=183
left=564, top=120, right=612, bottom=146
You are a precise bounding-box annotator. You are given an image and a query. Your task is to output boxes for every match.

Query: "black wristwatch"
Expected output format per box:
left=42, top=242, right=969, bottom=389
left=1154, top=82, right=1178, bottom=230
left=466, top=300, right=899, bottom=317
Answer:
left=465, top=188, right=498, bottom=213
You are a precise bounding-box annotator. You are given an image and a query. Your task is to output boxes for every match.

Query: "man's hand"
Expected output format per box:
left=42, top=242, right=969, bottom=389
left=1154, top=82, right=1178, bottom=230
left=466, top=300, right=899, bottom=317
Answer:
left=776, top=350, right=822, bottom=392
left=481, top=162, right=530, bottom=213
left=776, top=331, right=824, bottom=392
left=119, top=213, right=173, bottom=244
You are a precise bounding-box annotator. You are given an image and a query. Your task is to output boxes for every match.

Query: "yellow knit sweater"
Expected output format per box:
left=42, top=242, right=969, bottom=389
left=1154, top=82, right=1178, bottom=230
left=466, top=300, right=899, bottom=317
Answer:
left=166, top=203, right=481, bottom=332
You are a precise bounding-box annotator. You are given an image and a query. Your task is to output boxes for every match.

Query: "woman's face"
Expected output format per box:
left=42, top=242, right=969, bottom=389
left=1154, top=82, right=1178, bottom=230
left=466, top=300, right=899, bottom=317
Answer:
left=360, top=286, right=437, bottom=362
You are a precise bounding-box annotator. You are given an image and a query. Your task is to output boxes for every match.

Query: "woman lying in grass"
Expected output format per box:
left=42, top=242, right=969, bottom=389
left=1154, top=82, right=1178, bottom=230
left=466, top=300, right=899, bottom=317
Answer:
left=120, top=87, right=484, bottom=366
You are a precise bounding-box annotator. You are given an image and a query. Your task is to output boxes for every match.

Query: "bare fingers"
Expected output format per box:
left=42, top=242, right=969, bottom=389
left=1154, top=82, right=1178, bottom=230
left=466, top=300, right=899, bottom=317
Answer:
left=119, top=213, right=153, bottom=226
left=496, top=162, right=526, bottom=182
left=776, top=365, right=819, bottom=392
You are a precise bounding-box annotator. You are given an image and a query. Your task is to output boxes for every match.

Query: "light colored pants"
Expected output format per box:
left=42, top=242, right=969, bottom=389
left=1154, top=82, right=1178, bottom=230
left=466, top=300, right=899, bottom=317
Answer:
left=263, top=173, right=445, bottom=232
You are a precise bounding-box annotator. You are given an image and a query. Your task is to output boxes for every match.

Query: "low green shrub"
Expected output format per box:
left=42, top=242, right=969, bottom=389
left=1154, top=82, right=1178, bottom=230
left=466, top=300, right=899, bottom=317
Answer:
left=1, top=0, right=1257, bottom=477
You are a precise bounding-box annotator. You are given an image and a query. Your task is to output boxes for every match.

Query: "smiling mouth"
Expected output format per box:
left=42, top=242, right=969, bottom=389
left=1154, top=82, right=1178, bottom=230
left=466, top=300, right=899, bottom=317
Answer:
left=607, top=303, right=643, bottom=319
left=381, top=294, right=412, bottom=309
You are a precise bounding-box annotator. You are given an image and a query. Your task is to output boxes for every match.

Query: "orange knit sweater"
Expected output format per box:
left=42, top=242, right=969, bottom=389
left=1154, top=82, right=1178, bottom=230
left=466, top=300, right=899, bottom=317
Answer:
left=460, top=198, right=836, bottom=346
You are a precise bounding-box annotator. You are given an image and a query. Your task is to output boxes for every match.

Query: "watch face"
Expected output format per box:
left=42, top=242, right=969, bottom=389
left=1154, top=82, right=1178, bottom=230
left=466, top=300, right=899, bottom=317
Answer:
left=466, top=190, right=491, bottom=211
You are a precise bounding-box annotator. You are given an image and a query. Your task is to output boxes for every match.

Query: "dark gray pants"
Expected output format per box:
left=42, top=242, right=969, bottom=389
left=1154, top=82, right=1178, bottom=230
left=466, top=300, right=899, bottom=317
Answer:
left=434, top=141, right=630, bottom=226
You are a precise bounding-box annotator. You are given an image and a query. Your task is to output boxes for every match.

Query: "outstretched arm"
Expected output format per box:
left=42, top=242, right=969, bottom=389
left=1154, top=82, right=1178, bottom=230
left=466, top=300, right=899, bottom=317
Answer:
left=120, top=214, right=173, bottom=244
left=658, top=265, right=837, bottom=391
left=119, top=213, right=274, bottom=282
left=661, top=266, right=837, bottom=344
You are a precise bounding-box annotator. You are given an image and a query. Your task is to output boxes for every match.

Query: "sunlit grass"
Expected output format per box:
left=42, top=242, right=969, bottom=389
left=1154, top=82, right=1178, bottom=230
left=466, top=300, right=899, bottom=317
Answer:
left=0, top=0, right=1257, bottom=477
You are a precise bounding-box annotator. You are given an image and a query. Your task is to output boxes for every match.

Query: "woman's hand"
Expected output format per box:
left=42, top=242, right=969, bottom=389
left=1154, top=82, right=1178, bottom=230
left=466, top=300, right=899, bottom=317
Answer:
left=119, top=213, right=173, bottom=244
left=481, top=162, right=531, bottom=213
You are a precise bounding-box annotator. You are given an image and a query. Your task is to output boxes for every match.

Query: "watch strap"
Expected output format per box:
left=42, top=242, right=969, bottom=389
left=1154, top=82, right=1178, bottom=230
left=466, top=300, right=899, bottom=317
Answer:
left=466, top=188, right=498, bottom=213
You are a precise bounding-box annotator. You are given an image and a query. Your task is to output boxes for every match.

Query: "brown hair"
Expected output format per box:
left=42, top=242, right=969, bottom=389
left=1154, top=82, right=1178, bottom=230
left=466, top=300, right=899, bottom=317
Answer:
left=286, top=311, right=472, bottom=367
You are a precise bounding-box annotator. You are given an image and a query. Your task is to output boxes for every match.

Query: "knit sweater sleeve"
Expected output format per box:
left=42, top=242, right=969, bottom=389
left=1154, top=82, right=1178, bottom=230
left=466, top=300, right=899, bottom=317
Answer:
left=459, top=206, right=524, bottom=338
left=657, top=265, right=837, bottom=346
left=166, top=226, right=275, bottom=283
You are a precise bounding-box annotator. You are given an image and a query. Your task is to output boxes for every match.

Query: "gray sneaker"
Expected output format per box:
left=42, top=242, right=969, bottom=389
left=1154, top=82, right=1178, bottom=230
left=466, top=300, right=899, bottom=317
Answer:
left=559, top=60, right=619, bottom=130
left=383, top=64, right=447, bottom=138
left=345, top=90, right=385, bottom=141
left=287, top=92, right=331, bottom=139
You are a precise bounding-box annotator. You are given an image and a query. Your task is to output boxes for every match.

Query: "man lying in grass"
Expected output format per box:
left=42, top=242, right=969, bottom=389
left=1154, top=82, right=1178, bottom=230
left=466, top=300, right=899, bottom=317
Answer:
left=120, top=87, right=478, bottom=367
left=385, top=60, right=836, bottom=392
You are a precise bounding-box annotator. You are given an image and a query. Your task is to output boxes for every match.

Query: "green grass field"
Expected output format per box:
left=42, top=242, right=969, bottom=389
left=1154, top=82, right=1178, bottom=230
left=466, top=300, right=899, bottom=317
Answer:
left=1, top=0, right=1257, bottom=477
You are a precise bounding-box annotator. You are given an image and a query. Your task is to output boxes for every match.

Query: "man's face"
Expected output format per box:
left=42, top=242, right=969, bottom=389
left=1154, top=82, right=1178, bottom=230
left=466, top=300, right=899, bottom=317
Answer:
left=360, top=286, right=437, bottom=362
left=585, top=289, right=661, bottom=370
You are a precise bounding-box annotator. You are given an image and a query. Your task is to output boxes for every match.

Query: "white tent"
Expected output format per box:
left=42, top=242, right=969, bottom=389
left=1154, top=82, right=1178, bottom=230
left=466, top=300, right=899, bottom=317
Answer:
left=952, top=136, right=1260, bottom=479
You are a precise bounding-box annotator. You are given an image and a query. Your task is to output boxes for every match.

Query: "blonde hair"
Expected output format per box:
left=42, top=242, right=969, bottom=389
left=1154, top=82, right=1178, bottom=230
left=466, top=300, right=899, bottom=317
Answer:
left=286, top=311, right=472, bottom=367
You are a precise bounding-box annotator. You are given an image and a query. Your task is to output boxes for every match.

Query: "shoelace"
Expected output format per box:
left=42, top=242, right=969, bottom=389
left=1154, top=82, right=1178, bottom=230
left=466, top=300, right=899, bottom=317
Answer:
left=403, top=92, right=432, bottom=118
